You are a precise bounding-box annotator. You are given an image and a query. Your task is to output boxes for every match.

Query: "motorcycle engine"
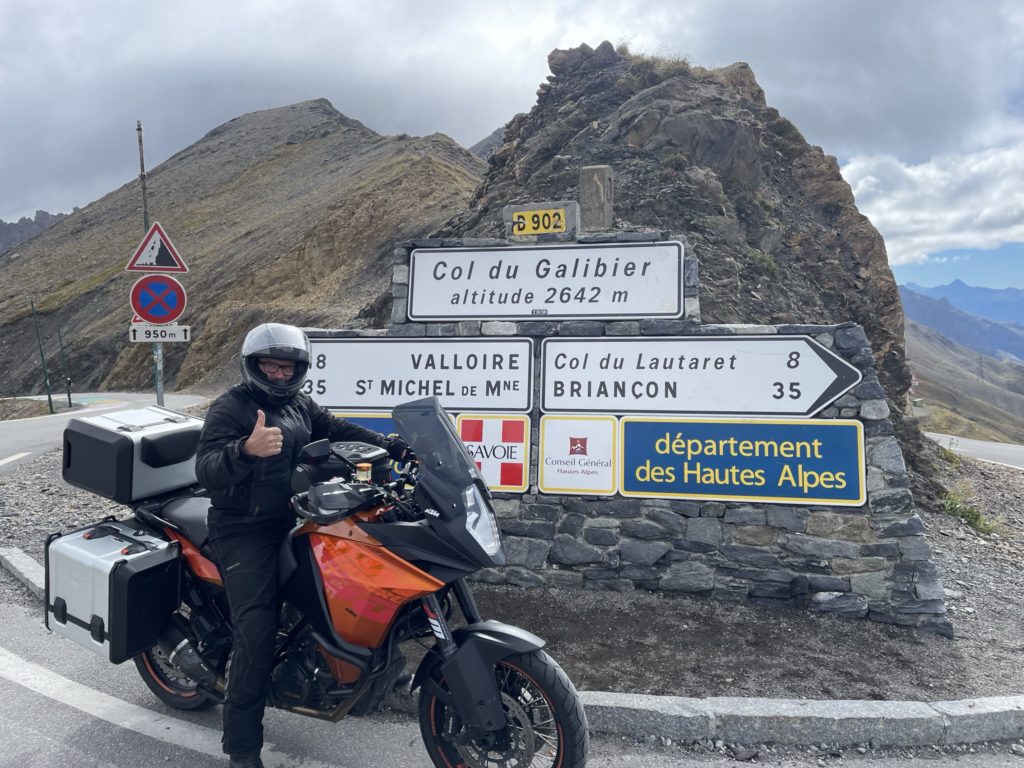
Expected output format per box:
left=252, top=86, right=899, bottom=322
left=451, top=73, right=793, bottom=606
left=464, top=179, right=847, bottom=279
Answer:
left=270, top=631, right=348, bottom=710
left=271, top=656, right=312, bottom=706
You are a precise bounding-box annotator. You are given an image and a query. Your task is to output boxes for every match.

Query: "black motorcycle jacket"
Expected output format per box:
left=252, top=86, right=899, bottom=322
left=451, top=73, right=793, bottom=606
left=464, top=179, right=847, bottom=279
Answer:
left=196, top=384, right=392, bottom=521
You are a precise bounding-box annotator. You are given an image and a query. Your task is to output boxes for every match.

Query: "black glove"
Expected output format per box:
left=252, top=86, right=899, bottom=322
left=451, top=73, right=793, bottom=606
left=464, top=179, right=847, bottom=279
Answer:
left=385, top=436, right=411, bottom=462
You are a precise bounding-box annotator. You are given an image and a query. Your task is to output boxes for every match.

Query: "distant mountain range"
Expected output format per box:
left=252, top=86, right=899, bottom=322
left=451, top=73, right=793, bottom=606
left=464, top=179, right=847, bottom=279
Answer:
left=900, top=284, right=1024, bottom=442
left=905, top=280, right=1024, bottom=328
left=0, top=210, right=70, bottom=254
left=905, top=318, right=1024, bottom=444
left=899, top=285, right=1024, bottom=363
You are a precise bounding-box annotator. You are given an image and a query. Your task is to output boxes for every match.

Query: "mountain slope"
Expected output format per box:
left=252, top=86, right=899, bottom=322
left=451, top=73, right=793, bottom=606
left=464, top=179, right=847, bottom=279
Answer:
left=905, top=318, right=1024, bottom=443
left=900, top=285, right=1024, bottom=363
left=907, top=279, right=1024, bottom=327
left=0, top=99, right=485, bottom=392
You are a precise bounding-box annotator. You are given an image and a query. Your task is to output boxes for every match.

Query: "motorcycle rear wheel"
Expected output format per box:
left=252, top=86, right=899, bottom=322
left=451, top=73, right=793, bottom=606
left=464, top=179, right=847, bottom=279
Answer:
left=134, top=645, right=216, bottom=711
left=418, top=649, right=588, bottom=768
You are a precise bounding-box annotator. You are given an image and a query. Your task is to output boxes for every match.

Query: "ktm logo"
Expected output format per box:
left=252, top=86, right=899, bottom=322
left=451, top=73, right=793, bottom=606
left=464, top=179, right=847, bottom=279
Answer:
left=569, top=437, right=587, bottom=455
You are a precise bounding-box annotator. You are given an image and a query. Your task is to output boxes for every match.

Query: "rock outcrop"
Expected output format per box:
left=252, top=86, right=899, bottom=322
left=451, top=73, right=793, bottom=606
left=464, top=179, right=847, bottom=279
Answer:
left=0, top=210, right=69, bottom=255
left=440, top=42, right=910, bottom=432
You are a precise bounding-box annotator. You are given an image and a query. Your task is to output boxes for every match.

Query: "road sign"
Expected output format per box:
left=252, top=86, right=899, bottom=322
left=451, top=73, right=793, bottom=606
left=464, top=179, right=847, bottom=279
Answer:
left=125, top=222, right=188, bottom=272
left=129, top=275, right=187, bottom=325
left=307, top=338, right=534, bottom=412
left=407, top=241, right=683, bottom=321
left=128, top=324, right=190, bottom=343
left=538, top=414, right=618, bottom=496
left=619, top=417, right=865, bottom=506
left=456, top=414, right=530, bottom=492
left=540, top=336, right=862, bottom=417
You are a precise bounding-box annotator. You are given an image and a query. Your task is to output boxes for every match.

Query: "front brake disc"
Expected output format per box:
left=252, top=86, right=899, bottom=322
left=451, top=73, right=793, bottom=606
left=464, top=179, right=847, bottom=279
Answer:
left=454, top=691, right=535, bottom=768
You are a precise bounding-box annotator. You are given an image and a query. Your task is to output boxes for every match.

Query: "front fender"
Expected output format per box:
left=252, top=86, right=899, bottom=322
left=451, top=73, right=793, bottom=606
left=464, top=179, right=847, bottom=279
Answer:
left=412, top=620, right=544, bottom=691
left=412, top=620, right=545, bottom=735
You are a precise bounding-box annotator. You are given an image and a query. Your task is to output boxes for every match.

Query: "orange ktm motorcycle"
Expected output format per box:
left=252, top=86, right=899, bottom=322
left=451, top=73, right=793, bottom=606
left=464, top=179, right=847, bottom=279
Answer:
left=51, top=396, right=589, bottom=768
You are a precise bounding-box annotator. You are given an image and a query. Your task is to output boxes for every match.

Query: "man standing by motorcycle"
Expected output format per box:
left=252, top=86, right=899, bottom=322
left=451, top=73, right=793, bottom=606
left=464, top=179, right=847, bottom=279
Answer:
left=195, top=322, right=410, bottom=768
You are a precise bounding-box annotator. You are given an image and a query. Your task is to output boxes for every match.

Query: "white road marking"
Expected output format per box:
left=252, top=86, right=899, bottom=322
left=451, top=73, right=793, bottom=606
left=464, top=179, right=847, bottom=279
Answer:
left=0, top=647, right=339, bottom=768
left=973, top=457, right=1024, bottom=470
left=0, top=452, right=30, bottom=467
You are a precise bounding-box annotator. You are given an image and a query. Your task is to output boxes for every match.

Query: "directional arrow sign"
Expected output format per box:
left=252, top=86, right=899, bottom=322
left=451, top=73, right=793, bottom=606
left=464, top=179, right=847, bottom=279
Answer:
left=541, top=336, right=862, bottom=418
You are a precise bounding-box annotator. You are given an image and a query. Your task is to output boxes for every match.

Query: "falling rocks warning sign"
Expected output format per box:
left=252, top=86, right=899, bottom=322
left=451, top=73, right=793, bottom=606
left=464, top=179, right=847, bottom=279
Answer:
left=125, top=222, right=188, bottom=273
left=456, top=414, right=530, bottom=493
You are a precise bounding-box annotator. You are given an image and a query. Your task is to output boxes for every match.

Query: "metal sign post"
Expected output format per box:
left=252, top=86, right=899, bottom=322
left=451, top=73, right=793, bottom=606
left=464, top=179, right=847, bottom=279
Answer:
left=136, top=120, right=163, bottom=406
left=57, top=326, right=72, bottom=407
left=29, top=298, right=54, bottom=414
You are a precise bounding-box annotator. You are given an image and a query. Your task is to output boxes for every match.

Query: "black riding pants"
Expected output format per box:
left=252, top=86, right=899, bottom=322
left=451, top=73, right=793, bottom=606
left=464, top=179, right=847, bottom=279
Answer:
left=209, top=516, right=294, bottom=757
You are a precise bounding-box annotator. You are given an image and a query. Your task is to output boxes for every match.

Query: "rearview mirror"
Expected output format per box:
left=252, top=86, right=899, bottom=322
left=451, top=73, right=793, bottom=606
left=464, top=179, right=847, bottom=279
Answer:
left=298, top=439, right=331, bottom=464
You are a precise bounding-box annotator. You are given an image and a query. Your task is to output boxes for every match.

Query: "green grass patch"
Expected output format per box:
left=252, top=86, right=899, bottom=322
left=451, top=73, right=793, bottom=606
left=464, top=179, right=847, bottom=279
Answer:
left=937, top=445, right=961, bottom=469
left=941, top=481, right=997, bottom=534
left=35, top=264, right=123, bottom=313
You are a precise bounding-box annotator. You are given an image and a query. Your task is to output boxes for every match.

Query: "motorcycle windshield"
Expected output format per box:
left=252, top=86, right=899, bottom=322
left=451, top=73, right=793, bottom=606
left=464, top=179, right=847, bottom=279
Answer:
left=392, top=397, right=485, bottom=505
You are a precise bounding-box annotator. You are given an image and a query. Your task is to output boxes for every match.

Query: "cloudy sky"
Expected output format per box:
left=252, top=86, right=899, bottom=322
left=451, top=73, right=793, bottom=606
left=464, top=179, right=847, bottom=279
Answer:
left=2, top=0, right=1023, bottom=287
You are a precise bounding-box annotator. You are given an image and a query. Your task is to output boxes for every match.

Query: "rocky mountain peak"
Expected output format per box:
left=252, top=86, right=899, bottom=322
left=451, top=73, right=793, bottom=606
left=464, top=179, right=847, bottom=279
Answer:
left=547, top=40, right=622, bottom=77
left=441, top=42, right=908, bottom=432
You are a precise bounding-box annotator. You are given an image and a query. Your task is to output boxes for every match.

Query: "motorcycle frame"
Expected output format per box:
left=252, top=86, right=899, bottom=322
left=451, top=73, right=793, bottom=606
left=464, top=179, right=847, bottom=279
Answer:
left=136, top=500, right=543, bottom=733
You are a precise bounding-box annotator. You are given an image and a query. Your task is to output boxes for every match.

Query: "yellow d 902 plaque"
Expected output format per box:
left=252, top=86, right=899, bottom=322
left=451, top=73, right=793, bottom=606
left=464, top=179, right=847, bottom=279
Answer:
left=512, top=208, right=567, bottom=235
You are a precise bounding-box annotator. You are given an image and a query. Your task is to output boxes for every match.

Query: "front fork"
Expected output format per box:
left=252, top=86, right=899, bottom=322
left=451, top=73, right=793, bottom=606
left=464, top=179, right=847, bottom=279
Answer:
left=419, top=583, right=508, bottom=741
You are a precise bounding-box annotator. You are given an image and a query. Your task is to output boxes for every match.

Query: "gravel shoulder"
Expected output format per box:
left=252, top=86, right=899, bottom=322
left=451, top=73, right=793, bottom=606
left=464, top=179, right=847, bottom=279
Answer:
left=2, top=446, right=1021, bottom=702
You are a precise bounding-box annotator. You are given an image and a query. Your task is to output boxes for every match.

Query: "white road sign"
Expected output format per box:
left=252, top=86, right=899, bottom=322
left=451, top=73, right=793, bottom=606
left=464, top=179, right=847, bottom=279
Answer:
left=308, top=338, right=534, bottom=411
left=408, top=241, right=683, bottom=320
left=541, top=336, right=862, bottom=417
left=538, top=414, right=618, bottom=496
left=128, top=324, right=191, bottom=343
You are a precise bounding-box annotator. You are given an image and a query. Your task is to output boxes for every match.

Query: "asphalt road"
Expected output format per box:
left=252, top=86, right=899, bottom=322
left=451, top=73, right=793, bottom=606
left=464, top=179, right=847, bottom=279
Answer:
left=0, top=595, right=1019, bottom=768
left=926, top=432, right=1024, bottom=469
left=0, top=392, right=208, bottom=475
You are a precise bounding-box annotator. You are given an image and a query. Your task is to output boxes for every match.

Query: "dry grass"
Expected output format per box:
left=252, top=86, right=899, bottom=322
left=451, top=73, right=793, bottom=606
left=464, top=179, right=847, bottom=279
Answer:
left=0, top=398, right=51, bottom=421
left=918, top=403, right=1018, bottom=443
left=615, top=42, right=692, bottom=93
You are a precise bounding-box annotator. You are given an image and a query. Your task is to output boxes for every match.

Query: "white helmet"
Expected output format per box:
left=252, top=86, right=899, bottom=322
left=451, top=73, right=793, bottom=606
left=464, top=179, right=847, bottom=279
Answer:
left=239, top=323, right=311, bottom=406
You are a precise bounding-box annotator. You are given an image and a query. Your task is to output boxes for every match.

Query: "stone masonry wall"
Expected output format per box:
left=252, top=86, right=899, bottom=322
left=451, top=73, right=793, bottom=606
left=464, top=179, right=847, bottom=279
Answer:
left=335, top=232, right=951, bottom=636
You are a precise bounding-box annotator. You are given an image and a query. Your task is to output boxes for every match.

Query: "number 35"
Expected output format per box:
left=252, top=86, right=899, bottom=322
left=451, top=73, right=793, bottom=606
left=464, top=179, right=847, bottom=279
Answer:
left=302, top=379, right=327, bottom=395
left=772, top=382, right=801, bottom=399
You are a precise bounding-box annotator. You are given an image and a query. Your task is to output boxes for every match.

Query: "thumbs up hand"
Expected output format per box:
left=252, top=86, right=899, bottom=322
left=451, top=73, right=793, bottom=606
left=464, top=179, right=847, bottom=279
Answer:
left=242, top=410, right=283, bottom=458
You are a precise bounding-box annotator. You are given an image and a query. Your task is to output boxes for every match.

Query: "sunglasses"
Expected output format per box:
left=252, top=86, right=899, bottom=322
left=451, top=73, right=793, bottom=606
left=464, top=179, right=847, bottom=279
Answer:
left=258, top=361, right=296, bottom=376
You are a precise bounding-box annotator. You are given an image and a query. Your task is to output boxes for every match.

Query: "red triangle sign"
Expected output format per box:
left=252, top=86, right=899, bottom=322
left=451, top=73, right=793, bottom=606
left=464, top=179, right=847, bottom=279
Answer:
left=125, top=222, right=188, bottom=272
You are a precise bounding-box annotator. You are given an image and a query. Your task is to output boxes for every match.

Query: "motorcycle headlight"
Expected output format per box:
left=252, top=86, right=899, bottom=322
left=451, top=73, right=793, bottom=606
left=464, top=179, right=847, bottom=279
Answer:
left=462, top=483, right=502, bottom=558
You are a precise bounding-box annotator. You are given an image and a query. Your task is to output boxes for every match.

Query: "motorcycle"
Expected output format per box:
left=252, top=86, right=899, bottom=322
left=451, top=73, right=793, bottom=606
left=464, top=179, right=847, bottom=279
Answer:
left=114, top=396, right=588, bottom=767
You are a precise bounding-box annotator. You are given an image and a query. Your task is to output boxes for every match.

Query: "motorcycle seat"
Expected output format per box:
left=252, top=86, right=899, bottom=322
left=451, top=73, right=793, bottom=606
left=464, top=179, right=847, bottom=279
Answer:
left=161, top=496, right=211, bottom=550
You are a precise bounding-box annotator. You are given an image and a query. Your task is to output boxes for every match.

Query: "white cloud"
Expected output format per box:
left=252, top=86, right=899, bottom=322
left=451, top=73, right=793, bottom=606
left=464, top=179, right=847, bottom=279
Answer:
left=2, top=0, right=1024, bottom=237
left=842, top=120, right=1024, bottom=265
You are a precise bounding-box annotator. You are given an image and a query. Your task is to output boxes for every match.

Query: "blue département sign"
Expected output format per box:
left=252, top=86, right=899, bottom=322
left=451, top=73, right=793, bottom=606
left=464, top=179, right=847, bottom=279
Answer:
left=620, top=417, right=865, bottom=506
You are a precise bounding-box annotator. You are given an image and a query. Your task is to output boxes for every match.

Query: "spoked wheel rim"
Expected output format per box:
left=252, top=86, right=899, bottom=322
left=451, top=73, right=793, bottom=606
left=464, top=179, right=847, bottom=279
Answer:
left=434, top=661, right=563, bottom=768
left=141, top=645, right=201, bottom=697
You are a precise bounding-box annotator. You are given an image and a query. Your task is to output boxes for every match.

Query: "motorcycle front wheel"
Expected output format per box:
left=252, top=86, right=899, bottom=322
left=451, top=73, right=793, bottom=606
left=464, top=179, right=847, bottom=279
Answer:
left=418, top=649, right=588, bottom=768
left=134, top=645, right=216, bottom=711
